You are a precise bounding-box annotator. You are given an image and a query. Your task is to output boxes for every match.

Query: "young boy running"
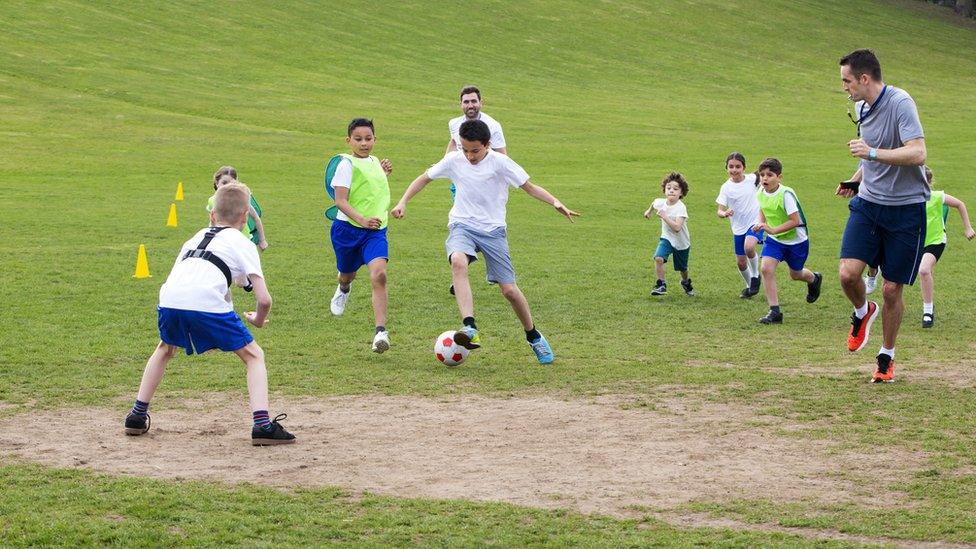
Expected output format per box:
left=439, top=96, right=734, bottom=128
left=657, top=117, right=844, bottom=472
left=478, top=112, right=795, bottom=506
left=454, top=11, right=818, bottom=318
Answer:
left=327, top=118, right=394, bottom=353
left=644, top=172, right=694, bottom=296
left=391, top=120, right=579, bottom=364
left=752, top=158, right=823, bottom=324
left=124, top=183, right=295, bottom=445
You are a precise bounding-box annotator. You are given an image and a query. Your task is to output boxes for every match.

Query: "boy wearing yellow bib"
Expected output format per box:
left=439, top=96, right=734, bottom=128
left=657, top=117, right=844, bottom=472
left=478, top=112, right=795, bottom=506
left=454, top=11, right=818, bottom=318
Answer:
left=917, top=166, right=975, bottom=327
left=327, top=119, right=394, bottom=353
left=752, top=158, right=823, bottom=324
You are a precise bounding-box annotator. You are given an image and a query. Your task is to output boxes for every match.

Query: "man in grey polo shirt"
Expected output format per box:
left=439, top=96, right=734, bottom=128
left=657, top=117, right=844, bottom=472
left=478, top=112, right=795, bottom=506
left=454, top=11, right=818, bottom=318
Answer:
left=836, top=49, right=928, bottom=383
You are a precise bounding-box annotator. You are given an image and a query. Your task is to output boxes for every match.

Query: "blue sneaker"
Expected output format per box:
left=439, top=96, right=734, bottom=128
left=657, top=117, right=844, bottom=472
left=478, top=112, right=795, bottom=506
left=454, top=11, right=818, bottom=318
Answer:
left=529, top=334, right=554, bottom=364
left=454, top=326, right=481, bottom=350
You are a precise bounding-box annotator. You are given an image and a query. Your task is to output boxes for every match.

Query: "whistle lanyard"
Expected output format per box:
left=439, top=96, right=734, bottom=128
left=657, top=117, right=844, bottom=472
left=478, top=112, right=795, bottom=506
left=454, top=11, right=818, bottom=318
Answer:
left=850, top=85, right=888, bottom=137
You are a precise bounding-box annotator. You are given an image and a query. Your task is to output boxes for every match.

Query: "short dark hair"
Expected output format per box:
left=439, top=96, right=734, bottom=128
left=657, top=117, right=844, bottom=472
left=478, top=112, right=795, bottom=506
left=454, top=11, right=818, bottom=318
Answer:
left=661, top=171, right=689, bottom=198
left=839, top=49, right=882, bottom=81
left=459, top=85, right=481, bottom=100
left=347, top=118, right=374, bottom=136
left=459, top=119, right=491, bottom=145
left=725, top=152, right=746, bottom=167
left=758, top=157, right=783, bottom=176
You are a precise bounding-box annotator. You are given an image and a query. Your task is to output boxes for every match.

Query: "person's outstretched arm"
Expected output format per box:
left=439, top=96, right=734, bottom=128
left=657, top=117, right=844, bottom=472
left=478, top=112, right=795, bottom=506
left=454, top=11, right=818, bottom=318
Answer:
left=944, top=194, right=976, bottom=240
left=391, top=173, right=434, bottom=219
left=520, top=181, right=580, bottom=222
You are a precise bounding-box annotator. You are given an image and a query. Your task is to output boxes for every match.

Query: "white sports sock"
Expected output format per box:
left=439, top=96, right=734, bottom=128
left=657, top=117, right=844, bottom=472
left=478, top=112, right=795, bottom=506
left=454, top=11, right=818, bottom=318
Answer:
left=879, top=346, right=895, bottom=360
left=866, top=274, right=877, bottom=283
left=748, top=255, right=760, bottom=279
left=739, top=267, right=751, bottom=286
left=923, top=302, right=934, bottom=315
left=854, top=302, right=869, bottom=319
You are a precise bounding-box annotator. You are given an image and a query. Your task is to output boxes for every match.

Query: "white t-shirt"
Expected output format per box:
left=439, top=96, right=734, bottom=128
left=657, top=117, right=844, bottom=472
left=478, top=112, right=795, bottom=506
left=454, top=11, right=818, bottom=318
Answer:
left=449, top=112, right=506, bottom=150
left=159, top=227, right=264, bottom=313
left=716, top=173, right=761, bottom=235
left=426, top=150, right=528, bottom=232
left=653, top=198, right=691, bottom=250
left=763, top=189, right=808, bottom=245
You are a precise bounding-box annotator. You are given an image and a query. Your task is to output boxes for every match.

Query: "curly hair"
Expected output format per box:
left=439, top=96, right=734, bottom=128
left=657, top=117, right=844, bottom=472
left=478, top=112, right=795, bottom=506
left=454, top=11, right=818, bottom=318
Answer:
left=660, top=171, right=689, bottom=198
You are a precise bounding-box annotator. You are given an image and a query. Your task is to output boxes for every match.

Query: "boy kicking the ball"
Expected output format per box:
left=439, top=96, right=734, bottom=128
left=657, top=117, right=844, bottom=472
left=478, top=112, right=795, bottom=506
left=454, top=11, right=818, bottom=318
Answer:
left=391, top=119, right=579, bottom=364
left=124, top=183, right=295, bottom=446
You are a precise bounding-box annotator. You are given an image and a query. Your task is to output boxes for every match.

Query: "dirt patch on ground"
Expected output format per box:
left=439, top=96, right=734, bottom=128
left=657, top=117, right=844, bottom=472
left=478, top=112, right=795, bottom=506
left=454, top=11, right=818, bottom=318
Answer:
left=0, top=393, right=924, bottom=520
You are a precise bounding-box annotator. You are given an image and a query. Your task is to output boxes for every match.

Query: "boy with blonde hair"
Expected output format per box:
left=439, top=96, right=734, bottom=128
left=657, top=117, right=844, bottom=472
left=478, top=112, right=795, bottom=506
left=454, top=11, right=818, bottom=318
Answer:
left=124, top=183, right=295, bottom=445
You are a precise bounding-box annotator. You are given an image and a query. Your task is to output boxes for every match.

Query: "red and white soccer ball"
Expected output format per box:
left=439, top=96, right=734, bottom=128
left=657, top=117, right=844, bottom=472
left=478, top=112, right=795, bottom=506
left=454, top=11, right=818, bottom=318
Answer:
left=434, top=330, right=469, bottom=367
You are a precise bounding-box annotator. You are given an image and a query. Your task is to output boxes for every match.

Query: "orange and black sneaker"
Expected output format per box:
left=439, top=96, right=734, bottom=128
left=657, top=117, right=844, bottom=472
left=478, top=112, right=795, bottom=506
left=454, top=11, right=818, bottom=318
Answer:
left=848, top=301, right=879, bottom=352
left=871, top=353, right=895, bottom=383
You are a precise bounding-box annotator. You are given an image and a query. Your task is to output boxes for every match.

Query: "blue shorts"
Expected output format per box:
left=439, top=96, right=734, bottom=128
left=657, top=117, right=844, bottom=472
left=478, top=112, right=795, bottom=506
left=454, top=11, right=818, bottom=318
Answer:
left=654, top=238, right=690, bottom=272
left=331, top=220, right=389, bottom=274
left=733, top=227, right=765, bottom=256
left=762, top=238, right=809, bottom=272
left=840, top=197, right=926, bottom=285
left=158, top=307, right=253, bottom=356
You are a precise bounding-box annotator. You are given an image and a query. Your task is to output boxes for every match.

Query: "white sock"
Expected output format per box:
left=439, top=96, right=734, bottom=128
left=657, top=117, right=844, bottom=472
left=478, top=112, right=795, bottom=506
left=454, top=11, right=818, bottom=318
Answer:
left=923, top=302, right=934, bottom=315
left=879, top=346, right=895, bottom=360
left=739, top=267, right=751, bottom=286
left=748, top=255, right=760, bottom=279
left=854, top=302, right=869, bottom=319
left=866, top=274, right=877, bottom=283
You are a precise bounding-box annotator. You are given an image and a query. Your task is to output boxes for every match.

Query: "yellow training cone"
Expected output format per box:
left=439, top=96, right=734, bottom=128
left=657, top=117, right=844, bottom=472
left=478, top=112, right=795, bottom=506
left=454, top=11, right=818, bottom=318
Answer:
left=166, top=203, right=178, bottom=227
left=133, top=244, right=152, bottom=278
left=175, top=181, right=184, bottom=201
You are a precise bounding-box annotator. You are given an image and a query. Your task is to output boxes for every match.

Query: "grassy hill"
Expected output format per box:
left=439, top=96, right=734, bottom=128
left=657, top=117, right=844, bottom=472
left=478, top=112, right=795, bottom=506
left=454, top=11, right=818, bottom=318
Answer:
left=1, top=0, right=975, bottom=544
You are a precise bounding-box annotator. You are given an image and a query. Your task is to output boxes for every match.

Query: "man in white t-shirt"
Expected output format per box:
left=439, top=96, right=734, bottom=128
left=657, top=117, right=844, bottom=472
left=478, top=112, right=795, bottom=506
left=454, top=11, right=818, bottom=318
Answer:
left=124, top=183, right=295, bottom=446
left=445, top=85, right=508, bottom=295
left=392, top=120, right=579, bottom=365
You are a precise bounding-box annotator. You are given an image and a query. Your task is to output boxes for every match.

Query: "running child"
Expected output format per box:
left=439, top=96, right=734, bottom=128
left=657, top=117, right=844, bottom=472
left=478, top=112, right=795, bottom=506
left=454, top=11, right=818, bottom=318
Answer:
left=208, top=166, right=269, bottom=251
left=391, top=119, right=579, bottom=364
left=326, top=118, right=394, bottom=353
left=752, top=158, right=823, bottom=324
left=644, top=172, right=694, bottom=296
left=124, top=183, right=295, bottom=445
left=916, top=166, right=975, bottom=327
left=716, top=152, right=764, bottom=298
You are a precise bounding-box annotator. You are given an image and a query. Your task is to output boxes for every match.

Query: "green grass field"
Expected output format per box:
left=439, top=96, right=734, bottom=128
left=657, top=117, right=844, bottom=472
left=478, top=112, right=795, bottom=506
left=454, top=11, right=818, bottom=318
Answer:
left=2, top=0, right=976, bottom=545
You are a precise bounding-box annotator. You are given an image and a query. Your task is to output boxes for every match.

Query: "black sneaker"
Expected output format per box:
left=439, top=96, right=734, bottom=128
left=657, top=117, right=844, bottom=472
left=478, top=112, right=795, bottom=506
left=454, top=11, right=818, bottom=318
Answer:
left=806, top=272, right=823, bottom=303
left=251, top=413, right=296, bottom=446
left=124, top=413, right=151, bottom=436
left=681, top=278, right=695, bottom=296
left=740, top=277, right=761, bottom=298
left=922, top=312, right=934, bottom=329
left=449, top=284, right=455, bottom=295
left=739, top=286, right=753, bottom=299
left=759, top=309, right=783, bottom=324
left=651, top=281, right=667, bottom=296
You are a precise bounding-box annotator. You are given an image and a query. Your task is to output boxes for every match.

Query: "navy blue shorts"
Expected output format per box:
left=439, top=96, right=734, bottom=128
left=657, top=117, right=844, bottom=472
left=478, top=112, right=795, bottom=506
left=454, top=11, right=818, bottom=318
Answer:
left=762, top=238, right=809, bottom=272
left=733, top=227, right=765, bottom=256
left=158, top=307, right=253, bottom=356
left=840, top=197, right=926, bottom=285
left=331, top=220, right=389, bottom=274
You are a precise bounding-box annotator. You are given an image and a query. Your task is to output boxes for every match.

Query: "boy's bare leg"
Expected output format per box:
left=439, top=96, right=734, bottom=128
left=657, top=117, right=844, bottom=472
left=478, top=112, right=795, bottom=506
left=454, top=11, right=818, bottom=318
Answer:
left=136, top=341, right=179, bottom=403
left=654, top=257, right=666, bottom=281
left=367, top=258, right=388, bottom=327
left=337, top=271, right=356, bottom=289
left=789, top=268, right=816, bottom=283
left=918, top=253, right=937, bottom=304
left=235, top=342, right=269, bottom=413
left=881, top=280, right=905, bottom=349
left=450, top=253, right=474, bottom=318
left=761, top=257, right=780, bottom=306
left=499, top=283, right=533, bottom=330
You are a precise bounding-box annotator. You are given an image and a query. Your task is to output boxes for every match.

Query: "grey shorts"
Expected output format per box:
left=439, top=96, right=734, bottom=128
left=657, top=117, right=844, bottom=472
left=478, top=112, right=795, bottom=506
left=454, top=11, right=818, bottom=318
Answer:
left=445, top=223, right=516, bottom=284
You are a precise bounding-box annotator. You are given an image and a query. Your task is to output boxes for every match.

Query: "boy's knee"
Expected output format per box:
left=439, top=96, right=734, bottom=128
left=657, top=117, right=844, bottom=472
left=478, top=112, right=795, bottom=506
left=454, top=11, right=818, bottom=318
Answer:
left=918, top=266, right=933, bottom=278
left=370, top=269, right=387, bottom=286
left=654, top=257, right=665, bottom=265
left=450, top=254, right=469, bottom=274
left=761, top=263, right=776, bottom=277
left=788, top=270, right=805, bottom=281
left=500, top=284, right=521, bottom=301
left=237, top=342, right=265, bottom=363
left=736, top=257, right=747, bottom=270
